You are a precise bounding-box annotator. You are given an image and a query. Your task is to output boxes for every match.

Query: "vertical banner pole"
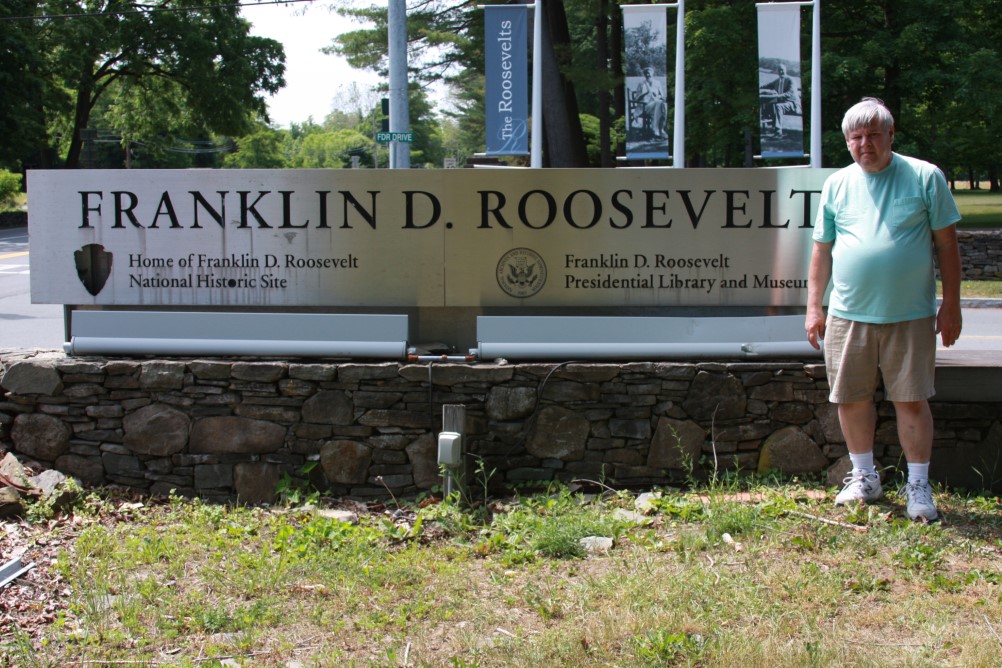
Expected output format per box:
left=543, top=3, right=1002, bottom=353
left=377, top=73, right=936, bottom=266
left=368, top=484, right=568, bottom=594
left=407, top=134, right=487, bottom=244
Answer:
left=672, top=0, right=685, bottom=168
left=810, top=0, right=821, bottom=168
left=531, top=0, right=543, bottom=168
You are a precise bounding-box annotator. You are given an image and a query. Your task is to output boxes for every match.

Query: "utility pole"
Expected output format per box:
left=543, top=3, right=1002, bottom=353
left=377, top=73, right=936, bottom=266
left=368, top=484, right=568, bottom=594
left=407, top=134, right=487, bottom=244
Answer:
left=388, top=0, right=410, bottom=169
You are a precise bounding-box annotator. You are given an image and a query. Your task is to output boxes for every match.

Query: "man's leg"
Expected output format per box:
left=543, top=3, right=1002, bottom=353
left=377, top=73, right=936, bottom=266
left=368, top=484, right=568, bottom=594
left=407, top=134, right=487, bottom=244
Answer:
left=834, top=400, right=883, bottom=504
left=894, top=399, right=938, bottom=520
left=892, top=400, right=933, bottom=464
left=838, top=400, right=877, bottom=454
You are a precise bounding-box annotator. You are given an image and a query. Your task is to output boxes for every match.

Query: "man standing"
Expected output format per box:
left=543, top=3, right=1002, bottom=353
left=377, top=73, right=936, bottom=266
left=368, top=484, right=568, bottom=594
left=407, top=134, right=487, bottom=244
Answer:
left=806, top=97, right=963, bottom=521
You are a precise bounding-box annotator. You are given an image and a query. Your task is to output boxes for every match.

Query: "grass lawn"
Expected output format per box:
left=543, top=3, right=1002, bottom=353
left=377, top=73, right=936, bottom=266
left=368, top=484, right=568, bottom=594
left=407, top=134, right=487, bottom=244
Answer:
left=3, top=479, right=1001, bottom=667
left=0, top=191, right=26, bottom=213
left=954, top=189, right=1002, bottom=228
left=942, top=281, right=1002, bottom=300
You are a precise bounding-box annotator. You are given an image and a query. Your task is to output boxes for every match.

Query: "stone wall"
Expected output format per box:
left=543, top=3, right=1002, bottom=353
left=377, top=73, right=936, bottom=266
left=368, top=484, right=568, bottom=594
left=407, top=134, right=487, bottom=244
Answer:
left=958, top=229, right=1002, bottom=279
left=0, top=211, right=27, bottom=228
left=2, top=351, right=1000, bottom=502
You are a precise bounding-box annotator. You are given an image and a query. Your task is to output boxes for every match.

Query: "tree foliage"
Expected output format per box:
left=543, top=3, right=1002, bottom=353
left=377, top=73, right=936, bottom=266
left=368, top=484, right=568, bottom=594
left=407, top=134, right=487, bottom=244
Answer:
left=323, top=0, right=1002, bottom=182
left=0, top=0, right=285, bottom=169
left=0, top=1, right=52, bottom=170
left=5, top=0, right=1001, bottom=183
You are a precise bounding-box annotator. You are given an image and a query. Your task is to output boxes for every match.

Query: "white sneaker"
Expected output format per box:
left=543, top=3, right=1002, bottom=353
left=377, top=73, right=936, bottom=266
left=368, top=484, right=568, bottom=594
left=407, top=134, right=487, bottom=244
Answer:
left=903, top=481, right=938, bottom=521
left=834, top=469, right=883, bottom=505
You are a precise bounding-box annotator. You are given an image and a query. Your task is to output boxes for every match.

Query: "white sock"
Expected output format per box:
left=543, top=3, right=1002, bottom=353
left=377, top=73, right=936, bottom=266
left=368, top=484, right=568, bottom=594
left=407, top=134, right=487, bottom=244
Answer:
left=907, top=462, right=930, bottom=485
left=849, top=452, right=876, bottom=475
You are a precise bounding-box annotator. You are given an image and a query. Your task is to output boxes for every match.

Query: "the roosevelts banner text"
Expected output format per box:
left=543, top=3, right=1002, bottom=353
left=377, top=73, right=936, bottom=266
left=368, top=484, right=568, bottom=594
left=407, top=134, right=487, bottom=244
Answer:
left=27, top=167, right=834, bottom=308
left=484, top=5, right=529, bottom=156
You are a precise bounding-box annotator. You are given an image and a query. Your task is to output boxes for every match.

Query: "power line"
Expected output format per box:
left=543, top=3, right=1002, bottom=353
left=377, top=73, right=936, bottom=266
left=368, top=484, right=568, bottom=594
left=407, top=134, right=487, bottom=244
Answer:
left=0, top=0, right=315, bottom=22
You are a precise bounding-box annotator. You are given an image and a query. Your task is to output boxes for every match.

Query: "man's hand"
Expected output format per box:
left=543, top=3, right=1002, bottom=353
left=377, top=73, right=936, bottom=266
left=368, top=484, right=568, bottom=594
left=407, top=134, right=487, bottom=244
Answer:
left=806, top=240, right=833, bottom=350
left=805, top=307, right=826, bottom=350
left=936, top=300, right=962, bottom=347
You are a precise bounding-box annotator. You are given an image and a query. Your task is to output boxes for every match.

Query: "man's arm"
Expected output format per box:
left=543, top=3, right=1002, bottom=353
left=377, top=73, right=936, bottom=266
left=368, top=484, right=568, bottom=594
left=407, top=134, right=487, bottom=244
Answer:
left=805, top=240, right=833, bottom=349
left=933, top=224, right=963, bottom=347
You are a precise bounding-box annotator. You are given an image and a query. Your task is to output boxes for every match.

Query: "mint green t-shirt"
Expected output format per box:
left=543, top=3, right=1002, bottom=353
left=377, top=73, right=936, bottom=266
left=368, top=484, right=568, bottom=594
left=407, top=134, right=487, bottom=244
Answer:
left=813, top=153, right=961, bottom=323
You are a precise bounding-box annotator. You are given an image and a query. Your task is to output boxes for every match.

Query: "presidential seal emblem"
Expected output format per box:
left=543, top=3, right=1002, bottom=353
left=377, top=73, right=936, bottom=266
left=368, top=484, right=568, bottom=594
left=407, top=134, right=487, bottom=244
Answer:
left=496, top=248, right=546, bottom=298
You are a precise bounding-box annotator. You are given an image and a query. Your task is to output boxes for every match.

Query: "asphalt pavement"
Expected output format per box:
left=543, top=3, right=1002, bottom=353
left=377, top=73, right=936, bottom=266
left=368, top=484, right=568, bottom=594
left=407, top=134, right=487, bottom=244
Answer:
left=1, top=225, right=65, bottom=351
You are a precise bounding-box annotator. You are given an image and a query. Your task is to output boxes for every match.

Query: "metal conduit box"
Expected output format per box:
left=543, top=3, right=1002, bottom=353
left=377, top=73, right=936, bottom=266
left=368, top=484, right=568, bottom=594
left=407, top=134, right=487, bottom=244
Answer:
left=64, top=311, right=409, bottom=358
left=474, top=315, right=820, bottom=361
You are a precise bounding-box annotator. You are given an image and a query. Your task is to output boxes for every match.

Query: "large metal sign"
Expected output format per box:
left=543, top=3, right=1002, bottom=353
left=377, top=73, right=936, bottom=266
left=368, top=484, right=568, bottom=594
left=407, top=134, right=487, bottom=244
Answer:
left=27, top=168, right=833, bottom=308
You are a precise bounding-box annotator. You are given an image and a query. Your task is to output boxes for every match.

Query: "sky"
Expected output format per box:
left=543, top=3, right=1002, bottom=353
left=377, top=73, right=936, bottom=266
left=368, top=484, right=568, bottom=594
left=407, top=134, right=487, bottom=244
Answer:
left=244, top=1, right=381, bottom=128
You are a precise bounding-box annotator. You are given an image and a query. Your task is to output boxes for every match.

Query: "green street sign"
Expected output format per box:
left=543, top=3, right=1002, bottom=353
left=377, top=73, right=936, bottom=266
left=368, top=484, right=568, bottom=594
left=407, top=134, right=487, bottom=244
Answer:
left=375, top=132, right=414, bottom=144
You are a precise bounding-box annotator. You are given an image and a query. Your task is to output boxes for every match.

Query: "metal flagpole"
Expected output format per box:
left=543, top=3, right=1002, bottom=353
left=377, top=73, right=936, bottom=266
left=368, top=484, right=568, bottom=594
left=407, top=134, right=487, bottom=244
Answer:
left=389, top=0, right=410, bottom=169
left=531, top=0, right=543, bottom=168
left=810, top=0, right=821, bottom=168
left=673, top=0, right=685, bottom=167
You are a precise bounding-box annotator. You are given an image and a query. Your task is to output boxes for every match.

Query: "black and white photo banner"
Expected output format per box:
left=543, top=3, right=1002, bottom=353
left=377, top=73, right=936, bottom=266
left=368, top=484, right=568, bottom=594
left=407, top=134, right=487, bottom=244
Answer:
left=757, top=4, right=804, bottom=159
left=623, top=6, right=670, bottom=161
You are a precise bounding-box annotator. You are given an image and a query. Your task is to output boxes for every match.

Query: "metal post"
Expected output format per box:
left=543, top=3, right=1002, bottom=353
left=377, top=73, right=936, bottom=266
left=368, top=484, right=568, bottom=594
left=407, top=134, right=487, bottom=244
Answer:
left=673, top=0, right=685, bottom=168
left=388, top=0, right=410, bottom=169
left=530, top=0, right=543, bottom=168
left=810, top=0, right=822, bottom=168
left=441, top=404, right=467, bottom=498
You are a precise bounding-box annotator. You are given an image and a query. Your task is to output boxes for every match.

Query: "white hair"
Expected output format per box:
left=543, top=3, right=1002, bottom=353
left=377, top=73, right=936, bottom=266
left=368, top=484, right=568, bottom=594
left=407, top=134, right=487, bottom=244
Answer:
left=841, top=97, right=894, bottom=136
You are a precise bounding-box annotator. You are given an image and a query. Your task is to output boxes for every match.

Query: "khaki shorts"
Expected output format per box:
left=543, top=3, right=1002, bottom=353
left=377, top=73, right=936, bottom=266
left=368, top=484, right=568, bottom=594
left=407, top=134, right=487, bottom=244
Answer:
left=823, top=315, right=936, bottom=403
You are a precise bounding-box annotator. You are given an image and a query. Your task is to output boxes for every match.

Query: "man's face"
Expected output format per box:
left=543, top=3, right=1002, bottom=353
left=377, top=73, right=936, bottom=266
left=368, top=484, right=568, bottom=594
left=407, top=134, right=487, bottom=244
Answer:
left=845, top=119, right=894, bottom=173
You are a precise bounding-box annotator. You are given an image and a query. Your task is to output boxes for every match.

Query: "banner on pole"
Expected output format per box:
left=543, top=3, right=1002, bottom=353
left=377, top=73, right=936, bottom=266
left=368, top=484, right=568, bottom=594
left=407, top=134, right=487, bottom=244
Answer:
left=757, top=4, right=804, bottom=159
left=623, top=6, right=670, bottom=161
left=485, top=5, right=529, bottom=156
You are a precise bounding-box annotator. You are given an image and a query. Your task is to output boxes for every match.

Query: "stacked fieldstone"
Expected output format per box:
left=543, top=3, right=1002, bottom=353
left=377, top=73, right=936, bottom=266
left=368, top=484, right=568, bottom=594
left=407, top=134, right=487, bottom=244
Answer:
left=0, top=212, right=28, bottom=228
left=957, top=229, right=1002, bottom=279
left=2, top=351, right=1001, bottom=502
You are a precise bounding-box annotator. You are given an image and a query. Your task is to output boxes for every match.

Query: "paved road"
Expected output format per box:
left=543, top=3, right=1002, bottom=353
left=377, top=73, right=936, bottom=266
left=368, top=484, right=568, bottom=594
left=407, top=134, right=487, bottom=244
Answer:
left=2, top=224, right=1001, bottom=353
left=0, top=225, right=65, bottom=351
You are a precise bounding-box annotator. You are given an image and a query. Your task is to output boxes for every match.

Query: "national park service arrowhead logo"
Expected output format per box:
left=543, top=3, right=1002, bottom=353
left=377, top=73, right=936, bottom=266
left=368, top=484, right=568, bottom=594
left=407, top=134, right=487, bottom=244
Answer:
left=74, top=243, right=113, bottom=296
left=496, top=247, right=546, bottom=298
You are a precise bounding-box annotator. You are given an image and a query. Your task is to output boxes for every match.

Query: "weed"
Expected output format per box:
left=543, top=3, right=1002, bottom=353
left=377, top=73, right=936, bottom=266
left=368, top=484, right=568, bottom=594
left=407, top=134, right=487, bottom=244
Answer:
left=633, top=629, right=710, bottom=666
left=0, top=629, right=47, bottom=668
left=275, top=461, right=321, bottom=506
left=893, top=541, right=944, bottom=572
left=964, top=494, right=1002, bottom=514
left=845, top=574, right=892, bottom=595
left=654, top=495, right=706, bottom=522
left=487, top=488, right=627, bottom=562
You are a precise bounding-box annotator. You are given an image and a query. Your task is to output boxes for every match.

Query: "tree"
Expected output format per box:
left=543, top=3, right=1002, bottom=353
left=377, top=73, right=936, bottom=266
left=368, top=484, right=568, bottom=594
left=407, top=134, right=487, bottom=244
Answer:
left=684, top=2, right=758, bottom=167
left=0, top=1, right=52, bottom=170
left=28, top=0, right=285, bottom=168
left=223, top=127, right=289, bottom=169
left=329, top=1, right=481, bottom=165
left=291, top=129, right=373, bottom=168
left=820, top=0, right=971, bottom=169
